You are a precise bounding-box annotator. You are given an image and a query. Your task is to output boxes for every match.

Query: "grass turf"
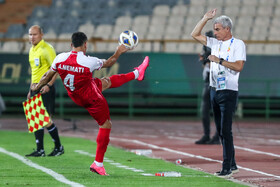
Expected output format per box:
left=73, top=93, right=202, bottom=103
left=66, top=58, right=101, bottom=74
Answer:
left=0, top=130, right=245, bottom=187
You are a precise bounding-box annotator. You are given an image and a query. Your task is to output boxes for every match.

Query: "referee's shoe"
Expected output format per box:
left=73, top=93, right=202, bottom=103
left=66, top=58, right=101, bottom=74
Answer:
left=25, top=149, right=45, bottom=157
left=48, top=146, right=64, bottom=156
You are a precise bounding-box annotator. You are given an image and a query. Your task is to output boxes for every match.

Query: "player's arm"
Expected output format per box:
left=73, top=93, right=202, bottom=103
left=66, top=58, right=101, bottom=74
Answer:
left=102, top=44, right=129, bottom=68
left=39, top=72, right=58, bottom=94
left=31, top=69, right=57, bottom=92
left=191, top=9, right=217, bottom=46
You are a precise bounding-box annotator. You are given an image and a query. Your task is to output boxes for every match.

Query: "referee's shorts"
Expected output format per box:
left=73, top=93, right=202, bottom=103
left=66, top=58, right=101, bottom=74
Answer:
left=30, top=84, right=56, bottom=115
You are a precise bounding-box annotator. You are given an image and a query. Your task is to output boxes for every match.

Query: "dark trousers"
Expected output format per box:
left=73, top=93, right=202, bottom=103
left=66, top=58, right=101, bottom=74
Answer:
left=210, top=88, right=238, bottom=170
left=30, top=85, right=55, bottom=115
left=201, top=83, right=211, bottom=136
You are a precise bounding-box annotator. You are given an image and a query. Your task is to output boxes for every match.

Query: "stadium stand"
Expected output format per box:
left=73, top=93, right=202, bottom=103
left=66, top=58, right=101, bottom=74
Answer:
left=0, top=0, right=279, bottom=54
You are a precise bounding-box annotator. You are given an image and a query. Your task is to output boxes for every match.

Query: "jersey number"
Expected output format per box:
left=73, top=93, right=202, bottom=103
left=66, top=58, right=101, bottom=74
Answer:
left=64, top=74, right=75, bottom=91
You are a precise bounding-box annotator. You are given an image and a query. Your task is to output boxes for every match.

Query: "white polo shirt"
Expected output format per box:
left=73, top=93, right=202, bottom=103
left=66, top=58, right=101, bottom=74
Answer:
left=207, top=36, right=246, bottom=91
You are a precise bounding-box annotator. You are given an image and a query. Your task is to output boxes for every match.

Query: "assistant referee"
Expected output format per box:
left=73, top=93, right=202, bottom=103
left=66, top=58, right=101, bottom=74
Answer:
left=26, top=25, right=64, bottom=157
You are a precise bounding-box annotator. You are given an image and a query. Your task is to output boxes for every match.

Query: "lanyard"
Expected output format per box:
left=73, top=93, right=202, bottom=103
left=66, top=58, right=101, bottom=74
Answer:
left=218, top=38, right=234, bottom=61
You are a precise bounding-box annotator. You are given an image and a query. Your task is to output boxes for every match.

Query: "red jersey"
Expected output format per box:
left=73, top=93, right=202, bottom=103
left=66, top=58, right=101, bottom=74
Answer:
left=51, top=51, right=104, bottom=107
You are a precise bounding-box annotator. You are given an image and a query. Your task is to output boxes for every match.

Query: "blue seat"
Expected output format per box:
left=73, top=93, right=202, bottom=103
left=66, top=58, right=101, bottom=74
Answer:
left=48, top=8, right=67, bottom=19
left=5, top=24, right=25, bottom=38
left=30, top=6, right=49, bottom=19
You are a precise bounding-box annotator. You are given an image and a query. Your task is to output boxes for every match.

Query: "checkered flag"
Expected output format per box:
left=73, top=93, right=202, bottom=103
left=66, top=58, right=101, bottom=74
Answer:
left=22, top=93, right=50, bottom=133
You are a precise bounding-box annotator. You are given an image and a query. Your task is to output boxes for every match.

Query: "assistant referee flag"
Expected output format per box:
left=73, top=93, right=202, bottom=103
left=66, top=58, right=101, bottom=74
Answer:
left=22, top=93, right=50, bottom=133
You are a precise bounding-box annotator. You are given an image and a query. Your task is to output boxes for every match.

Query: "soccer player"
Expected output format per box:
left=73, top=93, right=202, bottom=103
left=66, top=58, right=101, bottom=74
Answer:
left=31, top=32, right=150, bottom=175
left=26, top=25, right=64, bottom=157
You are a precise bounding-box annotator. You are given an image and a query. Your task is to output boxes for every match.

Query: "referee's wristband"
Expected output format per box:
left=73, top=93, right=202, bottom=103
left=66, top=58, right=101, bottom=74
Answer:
left=46, top=83, right=52, bottom=88
left=219, top=58, right=224, bottom=65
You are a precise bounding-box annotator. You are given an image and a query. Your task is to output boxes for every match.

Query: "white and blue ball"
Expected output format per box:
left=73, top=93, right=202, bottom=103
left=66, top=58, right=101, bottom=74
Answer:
left=118, top=30, right=139, bottom=49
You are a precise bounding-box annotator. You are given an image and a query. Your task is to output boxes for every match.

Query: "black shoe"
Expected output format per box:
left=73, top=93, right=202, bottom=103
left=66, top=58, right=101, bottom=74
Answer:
left=214, top=169, right=232, bottom=178
left=195, top=135, right=210, bottom=144
left=231, top=165, right=239, bottom=174
left=207, top=137, right=220, bottom=145
left=48, top=146, right=64, bottom=156
left=25, top=149, right=45, bottom=157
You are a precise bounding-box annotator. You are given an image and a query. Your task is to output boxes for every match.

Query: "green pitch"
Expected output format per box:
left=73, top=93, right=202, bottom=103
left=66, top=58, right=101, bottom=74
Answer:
left=0, top=131, right=245, bottom=187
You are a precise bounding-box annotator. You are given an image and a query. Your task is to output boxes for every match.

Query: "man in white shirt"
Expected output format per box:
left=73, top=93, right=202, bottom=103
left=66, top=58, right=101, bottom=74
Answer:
left=191, top=9, right=246, bottom=178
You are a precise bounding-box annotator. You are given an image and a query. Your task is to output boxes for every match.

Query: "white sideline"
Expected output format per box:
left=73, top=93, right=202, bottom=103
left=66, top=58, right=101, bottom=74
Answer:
left=0, top=147, right=84, bottom=187
left=168, top=136, right=280, bottom=158
left=74, top=150, right=149, bottom=175
left=110, top=137, right=280, bottom=180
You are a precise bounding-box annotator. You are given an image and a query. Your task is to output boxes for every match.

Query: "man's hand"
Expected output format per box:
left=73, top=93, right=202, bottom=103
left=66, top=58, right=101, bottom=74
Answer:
left=203, top=9, right=217, bottom=20
left=39, top=85, right=50, bottom=94
left=208, top=55, right=219, bottom=63
left=117, top=44, right=130, bottom=54
left=30, top=84, right=39, bottom=92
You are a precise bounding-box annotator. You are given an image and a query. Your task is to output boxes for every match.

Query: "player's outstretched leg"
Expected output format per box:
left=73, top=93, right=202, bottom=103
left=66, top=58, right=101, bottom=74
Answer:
left=109, top=56, right=150, bottom=88
left=134, top=56, right=149, bottom=81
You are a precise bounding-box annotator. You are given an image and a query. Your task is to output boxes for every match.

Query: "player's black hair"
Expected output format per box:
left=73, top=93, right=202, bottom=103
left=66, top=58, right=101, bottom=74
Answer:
left=71, top=32, right=88, bottom=47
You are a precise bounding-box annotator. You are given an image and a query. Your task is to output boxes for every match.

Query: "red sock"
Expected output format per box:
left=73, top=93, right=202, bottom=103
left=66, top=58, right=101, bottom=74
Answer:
left=109, top=72, right=135, bottom=88
left=95, top=128, right=111, bottom=163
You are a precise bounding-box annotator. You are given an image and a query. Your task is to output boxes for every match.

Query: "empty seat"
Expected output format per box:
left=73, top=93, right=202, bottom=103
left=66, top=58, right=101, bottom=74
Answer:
left=268, top=26, right=279, bottom=39
left=130, top=25, right=147, bottom=40
left=164, top=25, right=182, bottom=39
left=150, top=15, right=168, bottom=26
left=254, top=17, right=271, bottom=27
left=165, top=43, right=178, bottom=53
left=132, top=15, right=150, bottom=26
left=246, top=44, right=264, bottom=55
left=107, top=42, right=118, bottom=52
left=223, top=7, right=240, bottom=17
left=242, top=0, right=259, bottom=6
left=1, top=42, right=23, bottom=53
left=42, top=29, right=57, bottom=48
left=78, top=21, right=95, bottom=37
left=264, top=44, right=280, bottom=55
left=178, top=43, right=196, bottom=53
left=56, top=33, right=72, bottom=53
left=208, top=0, right=224, bottom=6
left=189, top=0, right=207, bottom=6
left=167, top=16, right=185, bottom=26
left=224, top=0, right=241, bottom=7
left=250, top=27, right=268, bottom=40
left=170, top=4, right=188, bottom=16
left=271, top=18, right=280, bottom=28
left=31, top=6, right=49, bottom=19
left=181, top=33, right=193, bottom=40
left=236, top=16, right=254, bottom=28
left=239, top=6, right=257, bottom=16
left=146, top=32, right=164, bottom=40
left=48, top=8, right=67, bottom=19
left=234, top=26, right=251, bottom=40
left=256, top=6, right=274, bottom=17
left=273, top=7, right=280, bottom=17
left=111, top=26, right=129, bottom=40
left=115, top=16, right=132, bottom=27
left=5, top=24, right=25, bottom=38
left=153, top=5, right=170, bottom=16
left=22, top=33, right=30, bottom=54
left=94, top=24, right=113, bottom=39
left=188, top=5, right=205, bottom=16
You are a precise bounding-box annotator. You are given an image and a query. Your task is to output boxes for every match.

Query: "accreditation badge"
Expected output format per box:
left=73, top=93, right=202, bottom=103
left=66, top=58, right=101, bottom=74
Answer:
left=34, top=58, right=40, bottom=66
left=217, top=71, right=226, bottom=90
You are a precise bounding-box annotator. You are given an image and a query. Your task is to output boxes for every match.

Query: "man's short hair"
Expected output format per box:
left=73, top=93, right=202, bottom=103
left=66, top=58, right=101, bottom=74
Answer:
left=71, top=32, right=88, bottom=48
left=30, top=25, right=43, bottom=34
left=213, top=15, right=233, bottom=32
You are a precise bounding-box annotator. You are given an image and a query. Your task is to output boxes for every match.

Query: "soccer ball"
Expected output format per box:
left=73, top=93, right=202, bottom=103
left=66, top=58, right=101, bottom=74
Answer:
left=118, top=30, right=139, bottom=49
